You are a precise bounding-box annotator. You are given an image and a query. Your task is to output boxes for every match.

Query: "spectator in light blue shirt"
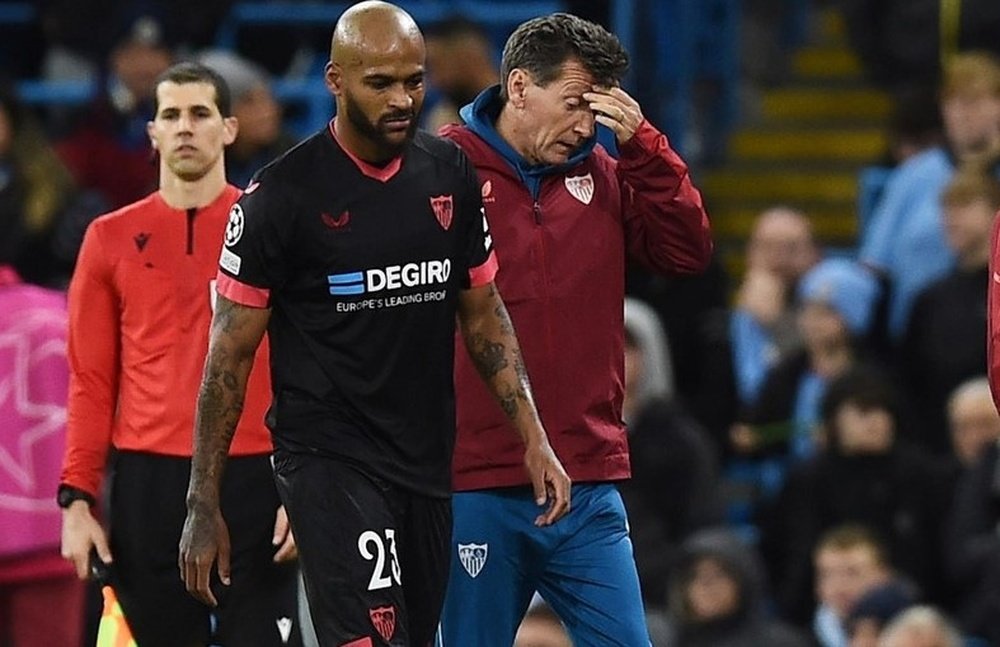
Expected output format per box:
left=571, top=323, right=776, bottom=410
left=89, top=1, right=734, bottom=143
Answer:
left=860, top=51, right=1000, bottom=342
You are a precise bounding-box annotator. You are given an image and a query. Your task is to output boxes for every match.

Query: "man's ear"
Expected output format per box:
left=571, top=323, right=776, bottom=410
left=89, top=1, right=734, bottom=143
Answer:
left=147, top=120, right=158, bottom=150
left=222, top=115, right=238, bottom=146
left=506, top=68, right=530, bottom=110
left=325, top=61, right=343, bottom=97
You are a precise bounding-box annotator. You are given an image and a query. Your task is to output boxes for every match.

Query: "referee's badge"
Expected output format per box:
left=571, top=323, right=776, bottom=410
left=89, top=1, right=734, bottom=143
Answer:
left=565, top=172, right=595, bottom=205
left=458, top=542, right=488, bottom=578
left=430, top=194, right=454, bottom=230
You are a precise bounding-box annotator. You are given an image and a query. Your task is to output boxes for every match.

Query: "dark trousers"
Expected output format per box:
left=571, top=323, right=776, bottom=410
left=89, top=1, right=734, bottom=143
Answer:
left=110, top=451, right=302, bottom=647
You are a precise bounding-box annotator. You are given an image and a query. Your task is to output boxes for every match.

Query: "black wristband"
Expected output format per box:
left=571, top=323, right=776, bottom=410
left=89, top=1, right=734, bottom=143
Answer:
left=57, top=484, right=96, bottom=509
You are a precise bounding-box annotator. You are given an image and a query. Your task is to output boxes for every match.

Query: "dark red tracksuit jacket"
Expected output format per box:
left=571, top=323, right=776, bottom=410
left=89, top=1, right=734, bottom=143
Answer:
left=987, top=211, right=1000, bottom=411
left=443, top=87, right=712, bottom=491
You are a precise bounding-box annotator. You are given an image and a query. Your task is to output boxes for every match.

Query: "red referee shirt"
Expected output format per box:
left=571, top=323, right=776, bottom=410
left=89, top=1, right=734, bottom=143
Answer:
left=61, top=185, right=273, bottom=498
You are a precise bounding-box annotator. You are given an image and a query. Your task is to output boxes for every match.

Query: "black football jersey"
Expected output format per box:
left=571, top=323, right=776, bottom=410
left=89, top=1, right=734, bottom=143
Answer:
left=217, top=123, right=496, bottom=496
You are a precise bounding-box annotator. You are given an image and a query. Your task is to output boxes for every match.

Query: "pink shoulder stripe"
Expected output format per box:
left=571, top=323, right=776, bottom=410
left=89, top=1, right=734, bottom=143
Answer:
left=216, top=272, right=270, bottom=308
left=469, top=250, right=499, bottom=287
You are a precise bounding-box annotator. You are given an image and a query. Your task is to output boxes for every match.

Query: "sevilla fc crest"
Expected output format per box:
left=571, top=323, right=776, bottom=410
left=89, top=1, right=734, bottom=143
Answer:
left=369, top=605, right=396, bottom=642
left=430, top=195, right=454, bottom=230
left=458, top=543, right=488, bottom=578
left=564, top=173, right=594, bottom=205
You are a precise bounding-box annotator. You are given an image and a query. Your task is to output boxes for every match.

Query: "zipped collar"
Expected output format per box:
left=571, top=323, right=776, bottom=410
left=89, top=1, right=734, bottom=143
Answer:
left=460, top=85, right=595, bottom=199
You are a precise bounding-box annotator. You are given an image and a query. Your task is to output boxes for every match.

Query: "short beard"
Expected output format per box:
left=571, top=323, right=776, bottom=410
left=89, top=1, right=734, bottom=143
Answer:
left=343, top=94, right=418, bottom=160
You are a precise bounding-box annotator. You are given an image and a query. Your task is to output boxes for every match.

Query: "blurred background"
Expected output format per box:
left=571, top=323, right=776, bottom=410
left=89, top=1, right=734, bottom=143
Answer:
left=4, top=1, right=1000, bottom=646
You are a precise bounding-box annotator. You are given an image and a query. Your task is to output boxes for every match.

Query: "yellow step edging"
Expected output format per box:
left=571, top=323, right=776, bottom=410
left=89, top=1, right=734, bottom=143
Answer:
left=793, top=46, right=864, bottom=79
left=730, top=129, right=887, bottom=160
left=702, top=171, right=859, bottom=202
left=762, top=88, right=892, bottom=121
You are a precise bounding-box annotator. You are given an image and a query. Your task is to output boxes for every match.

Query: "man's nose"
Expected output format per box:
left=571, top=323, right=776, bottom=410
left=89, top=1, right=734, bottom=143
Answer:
left=387, top=85, right=414, bottom=111
left=574, top=110, right=595, bottom=138
left=177, top=112, right=194, bottom=132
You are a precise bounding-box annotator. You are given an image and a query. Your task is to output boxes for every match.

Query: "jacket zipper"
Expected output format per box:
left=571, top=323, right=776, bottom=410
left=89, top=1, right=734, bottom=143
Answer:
left=186, top=207, right=197, bottom=254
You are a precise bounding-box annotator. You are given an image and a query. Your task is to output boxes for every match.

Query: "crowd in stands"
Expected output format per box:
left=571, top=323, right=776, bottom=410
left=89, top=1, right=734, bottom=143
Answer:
left=5, top=2, right=1000, bottom=646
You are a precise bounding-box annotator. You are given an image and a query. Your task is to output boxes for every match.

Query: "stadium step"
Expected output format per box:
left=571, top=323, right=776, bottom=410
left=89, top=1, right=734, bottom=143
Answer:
left=730, top=128, right=887, bottom=161
left=701, top=5, right=889, bottom=273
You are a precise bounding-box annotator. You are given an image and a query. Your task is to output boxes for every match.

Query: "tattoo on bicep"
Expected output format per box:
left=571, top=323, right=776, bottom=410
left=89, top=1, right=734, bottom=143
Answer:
left=214, top=295, right=251, bottom=335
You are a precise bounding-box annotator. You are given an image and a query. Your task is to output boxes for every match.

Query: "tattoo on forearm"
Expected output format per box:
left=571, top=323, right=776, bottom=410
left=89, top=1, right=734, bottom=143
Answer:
left=468, top=333, right=508, bottom=378
left=462, top=286, right=538, bottom=425
left=498, top=384, right=518, bottom=418
left=187, top=299, right=256, bottom=508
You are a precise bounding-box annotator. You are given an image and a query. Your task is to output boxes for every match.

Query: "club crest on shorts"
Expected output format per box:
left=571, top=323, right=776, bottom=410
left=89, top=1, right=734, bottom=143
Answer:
left=458, top=542, right=488, bottom=578
left=564, top=172, right=594, bottom=205
left=369, top=605, right=396, bottom=642
left=430, top=194, right=454, bottom=230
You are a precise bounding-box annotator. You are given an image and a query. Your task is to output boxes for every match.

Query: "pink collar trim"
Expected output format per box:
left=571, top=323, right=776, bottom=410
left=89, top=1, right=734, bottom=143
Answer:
left=328, top=119, right=402, bottom=183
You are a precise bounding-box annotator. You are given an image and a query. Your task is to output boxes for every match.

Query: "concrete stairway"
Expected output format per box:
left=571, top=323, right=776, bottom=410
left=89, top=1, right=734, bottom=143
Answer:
left=700, top=8, right=892, bottom=274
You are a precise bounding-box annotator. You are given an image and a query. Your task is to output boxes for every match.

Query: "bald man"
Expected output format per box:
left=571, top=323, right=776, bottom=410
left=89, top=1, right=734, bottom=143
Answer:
left=947, top=377, right=1000, bottom=467
left=731, top=206, right=820, bottom=408
left=178, top=3, right=569, bottom=646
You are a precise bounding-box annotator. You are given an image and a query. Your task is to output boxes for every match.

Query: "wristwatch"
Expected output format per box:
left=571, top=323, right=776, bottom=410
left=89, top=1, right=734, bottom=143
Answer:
left=57, top=484, right=96, bottom=509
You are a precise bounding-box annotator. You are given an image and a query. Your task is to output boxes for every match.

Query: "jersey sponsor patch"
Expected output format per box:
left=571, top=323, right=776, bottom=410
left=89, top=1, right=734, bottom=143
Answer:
left=430, top=194, right=454, bottom=230
left=565, top=172, right=595, bottom=205
left=220, top=247, right=242, bottom=275
left=369, top=605, right=397, bottom=642
left=225, top=204, right=245, bottom=247
left=458, top=542, right=488, bottom=578
left=327, top=259, right=451, bottom=296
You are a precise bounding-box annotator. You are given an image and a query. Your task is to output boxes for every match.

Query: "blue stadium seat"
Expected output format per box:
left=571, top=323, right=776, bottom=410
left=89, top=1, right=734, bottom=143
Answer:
left=641, top=0, right=740, bottom=157
left=215, top=1, right=566, bottom=50
left=0, top=2, right=34, bottom=25
left=15, top=80, right=95, bottom=106
left=272, top=78, right=332, bottom=137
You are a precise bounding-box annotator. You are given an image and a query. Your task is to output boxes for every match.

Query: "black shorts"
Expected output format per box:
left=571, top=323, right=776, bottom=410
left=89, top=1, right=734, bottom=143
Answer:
left=109, top=451, right=302, bottom=647
left=273, top=451, right=451, bottom=647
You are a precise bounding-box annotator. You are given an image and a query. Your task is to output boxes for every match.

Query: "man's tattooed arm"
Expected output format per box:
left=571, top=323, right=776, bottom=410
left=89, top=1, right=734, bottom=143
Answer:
left=458, top=282, right=572, bottom=523
left=185, top=295, right=270, bottom=511
left=457, top=283, right=541, bottom=440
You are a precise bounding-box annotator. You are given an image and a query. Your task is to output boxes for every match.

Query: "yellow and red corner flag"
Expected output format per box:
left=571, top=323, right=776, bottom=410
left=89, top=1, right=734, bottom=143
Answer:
left=96, top=585, right=137, bottom=647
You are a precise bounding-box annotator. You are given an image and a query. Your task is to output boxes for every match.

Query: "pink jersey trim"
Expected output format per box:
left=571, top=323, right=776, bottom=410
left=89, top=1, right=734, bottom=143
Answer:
left=340, top=639, right=373, bottom=647
left=329, top=120, right=402, bottom=183
left=469, top=250, right=499, bottom=287
left=216, top=272, right=270, bottom=308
